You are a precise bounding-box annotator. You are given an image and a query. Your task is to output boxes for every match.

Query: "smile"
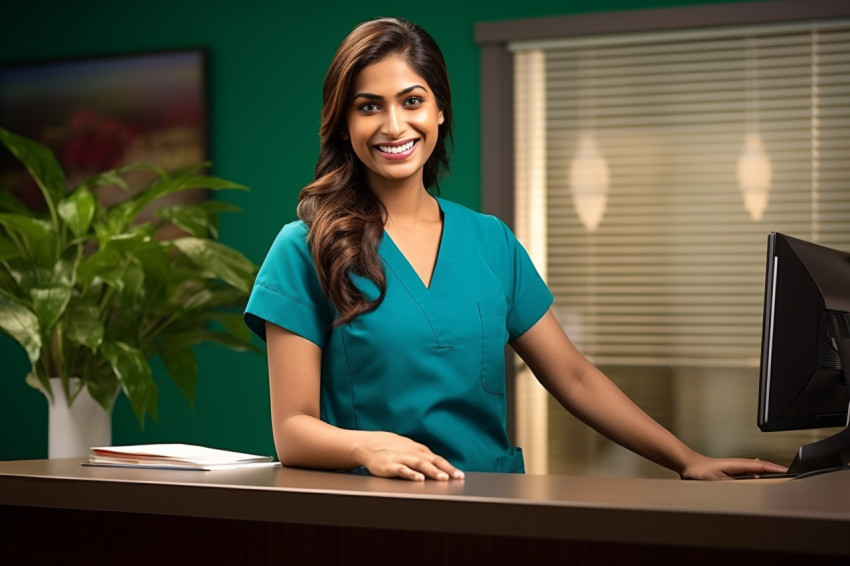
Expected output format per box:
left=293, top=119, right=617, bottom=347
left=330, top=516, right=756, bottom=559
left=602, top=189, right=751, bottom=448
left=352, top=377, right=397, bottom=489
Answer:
left=375, top=139, right=417, bottom=156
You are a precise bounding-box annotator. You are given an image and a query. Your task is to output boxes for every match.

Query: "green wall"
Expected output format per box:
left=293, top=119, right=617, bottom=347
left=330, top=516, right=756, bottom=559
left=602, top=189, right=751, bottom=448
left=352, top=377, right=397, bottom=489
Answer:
left=0, top=0, right=742, bottom=460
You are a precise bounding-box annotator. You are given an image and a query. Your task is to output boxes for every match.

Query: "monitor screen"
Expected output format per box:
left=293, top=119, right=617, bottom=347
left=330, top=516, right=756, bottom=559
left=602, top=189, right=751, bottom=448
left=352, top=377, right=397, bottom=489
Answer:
left=758, top=232, right=850, bottom=476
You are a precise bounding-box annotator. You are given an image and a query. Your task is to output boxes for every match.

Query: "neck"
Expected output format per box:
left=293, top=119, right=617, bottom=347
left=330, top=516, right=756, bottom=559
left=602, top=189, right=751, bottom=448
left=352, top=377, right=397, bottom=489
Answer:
left=368, top=176, right=437, bottom=225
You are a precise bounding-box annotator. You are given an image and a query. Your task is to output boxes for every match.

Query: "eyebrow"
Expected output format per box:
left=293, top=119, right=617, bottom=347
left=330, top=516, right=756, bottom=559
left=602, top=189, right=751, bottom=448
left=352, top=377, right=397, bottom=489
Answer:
left=352, top=84, right=428, bottom=101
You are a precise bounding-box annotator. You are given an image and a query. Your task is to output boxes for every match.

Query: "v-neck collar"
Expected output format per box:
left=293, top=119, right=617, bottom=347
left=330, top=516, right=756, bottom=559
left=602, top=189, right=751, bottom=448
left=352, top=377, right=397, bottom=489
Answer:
left=378, top=197, right=459, bottom=346
left=379, top=197, right=455, bottom=291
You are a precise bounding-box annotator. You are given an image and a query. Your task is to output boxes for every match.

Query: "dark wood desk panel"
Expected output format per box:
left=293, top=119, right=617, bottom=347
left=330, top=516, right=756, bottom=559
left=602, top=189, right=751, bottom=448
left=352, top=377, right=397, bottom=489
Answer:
left=1, top=459, right=848, bottom=564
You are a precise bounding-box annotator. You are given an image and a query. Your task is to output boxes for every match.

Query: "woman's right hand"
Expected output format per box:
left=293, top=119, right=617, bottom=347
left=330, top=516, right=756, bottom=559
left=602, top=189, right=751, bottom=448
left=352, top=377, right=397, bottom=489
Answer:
left=353, top=431, right=464, bottom=481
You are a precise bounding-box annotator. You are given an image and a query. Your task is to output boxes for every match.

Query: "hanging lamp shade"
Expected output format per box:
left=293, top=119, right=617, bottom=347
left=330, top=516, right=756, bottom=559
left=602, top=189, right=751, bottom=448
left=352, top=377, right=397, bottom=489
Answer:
left=570, top=133, right=610, bottom=231
left=737, top=132, right=772, bottom=221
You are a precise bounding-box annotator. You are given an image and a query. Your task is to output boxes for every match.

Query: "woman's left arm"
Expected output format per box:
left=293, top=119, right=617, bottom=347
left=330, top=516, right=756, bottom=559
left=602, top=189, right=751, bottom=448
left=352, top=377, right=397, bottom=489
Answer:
left=511, top=310, right=787, bottom=480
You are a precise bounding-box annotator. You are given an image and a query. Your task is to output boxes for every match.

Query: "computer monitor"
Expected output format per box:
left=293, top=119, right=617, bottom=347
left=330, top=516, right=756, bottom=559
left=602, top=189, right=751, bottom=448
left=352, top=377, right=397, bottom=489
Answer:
left=758, top=232, right=850, bottom=476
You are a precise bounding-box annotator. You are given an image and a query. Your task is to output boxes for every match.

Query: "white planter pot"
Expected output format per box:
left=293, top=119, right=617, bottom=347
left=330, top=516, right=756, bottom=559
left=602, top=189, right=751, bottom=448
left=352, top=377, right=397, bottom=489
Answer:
left=48, top=378, right=112, bottom=459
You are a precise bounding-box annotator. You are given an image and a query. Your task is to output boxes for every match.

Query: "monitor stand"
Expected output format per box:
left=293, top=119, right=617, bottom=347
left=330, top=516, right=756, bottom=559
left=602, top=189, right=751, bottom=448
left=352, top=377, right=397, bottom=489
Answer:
left=788, top=313, right=850, bottom=476
left=788, top=422, right=850, bottom=476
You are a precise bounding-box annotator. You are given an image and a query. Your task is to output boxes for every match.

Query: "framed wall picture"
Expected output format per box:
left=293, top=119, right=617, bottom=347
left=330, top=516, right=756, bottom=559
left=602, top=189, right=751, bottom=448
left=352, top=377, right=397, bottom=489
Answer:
left=0, top=49, right=208, bottom=216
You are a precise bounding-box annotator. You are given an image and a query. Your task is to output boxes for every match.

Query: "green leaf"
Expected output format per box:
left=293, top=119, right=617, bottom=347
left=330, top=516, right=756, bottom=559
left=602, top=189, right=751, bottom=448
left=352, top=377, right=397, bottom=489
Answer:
left=194, top=285, right=252, bottom=309
left=178, top=286, right=215, bottom=310
left=203, top=200, right=241, bottom=215
left=0, top=189, right=32, bottom=214
left=31, top=286, right=72, bottom=332
left=0, top=213, right=54, bottom=265
left=0, top=296, right=41, bottom=366
left=0, top=127, right=67, bottom=215
left=133, top=238, right=172, bottom=287
left=166, top=161, right=212, bottom=177
left=49, top=250, right=76, bottom=288
left=95, top=207, right=132, bottom=243
left=75, top=161, right=166, bottom=193
left=156, top=200, right=240, bottom=239
left=112, top=174, right=246, bottom=229
left=77, top=246, right=124, bottom=291
left=172, top=237, right=257, bottom=294
left=3, top=258, right=71, bottom=298
left=0, top=235, right=20, bottom=261
left=64, top=300, right=104, bottom=350
left=167, top=324, right=261, bottom=354
left=84, top=376, right=119, bottom=412
left=25, top=370, right=52, bottom=402
left=118, top=261, right=145, bottom=308
left=157, top=340, right=198, bottom=405
left=211, top=312, right=254, bottom=344
left=0, top=263, right=24, bottom=302
left=57, top=187, right=96, bottom=238
left=75, top=170, right=131, bottom=193
left=100, top=341, right=158, bottom=426
left=79, top=231, right=156, bottom=295
left=106, top=229, right=156, bottom=255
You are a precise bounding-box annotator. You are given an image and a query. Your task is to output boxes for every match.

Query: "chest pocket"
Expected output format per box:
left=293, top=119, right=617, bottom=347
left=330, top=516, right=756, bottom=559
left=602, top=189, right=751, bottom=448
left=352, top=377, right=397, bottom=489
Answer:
left=478, top=301, right=509, bottom=395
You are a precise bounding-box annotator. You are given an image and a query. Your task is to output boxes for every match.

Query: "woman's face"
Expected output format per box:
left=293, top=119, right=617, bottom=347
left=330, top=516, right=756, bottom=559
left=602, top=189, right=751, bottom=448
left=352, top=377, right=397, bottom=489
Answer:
left=346, top=54, right=444, bottom=191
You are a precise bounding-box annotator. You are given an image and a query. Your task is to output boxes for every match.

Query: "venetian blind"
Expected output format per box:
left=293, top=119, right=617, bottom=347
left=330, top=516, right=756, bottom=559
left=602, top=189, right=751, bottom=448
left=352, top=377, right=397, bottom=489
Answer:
left=512, top=21, right=850, bottom=369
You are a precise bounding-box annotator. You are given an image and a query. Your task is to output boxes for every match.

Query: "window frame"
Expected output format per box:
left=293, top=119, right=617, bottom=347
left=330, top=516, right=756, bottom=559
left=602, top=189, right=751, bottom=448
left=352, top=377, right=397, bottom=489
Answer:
left=474, top=0, right=850, bottom=441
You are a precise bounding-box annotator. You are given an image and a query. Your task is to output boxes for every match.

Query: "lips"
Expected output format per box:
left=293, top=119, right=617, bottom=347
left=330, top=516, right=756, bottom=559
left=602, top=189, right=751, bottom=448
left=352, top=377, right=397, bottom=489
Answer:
left=375, top=139, right=418, bottom=160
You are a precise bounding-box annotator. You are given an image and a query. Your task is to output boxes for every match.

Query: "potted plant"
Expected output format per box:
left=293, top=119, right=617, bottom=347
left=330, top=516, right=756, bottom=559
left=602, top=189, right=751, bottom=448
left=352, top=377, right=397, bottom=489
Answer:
left=0, top=126, right=259, bottom=449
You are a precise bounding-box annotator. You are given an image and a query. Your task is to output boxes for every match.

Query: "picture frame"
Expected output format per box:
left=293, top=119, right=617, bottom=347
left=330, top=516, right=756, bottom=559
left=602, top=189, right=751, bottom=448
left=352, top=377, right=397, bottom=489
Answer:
left=0, top=48, right=209, bottom=213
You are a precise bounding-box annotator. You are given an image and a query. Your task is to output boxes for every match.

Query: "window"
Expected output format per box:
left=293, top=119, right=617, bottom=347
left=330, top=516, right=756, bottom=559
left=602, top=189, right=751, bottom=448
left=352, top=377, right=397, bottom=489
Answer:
left=477, top=1, right=850, bottom=476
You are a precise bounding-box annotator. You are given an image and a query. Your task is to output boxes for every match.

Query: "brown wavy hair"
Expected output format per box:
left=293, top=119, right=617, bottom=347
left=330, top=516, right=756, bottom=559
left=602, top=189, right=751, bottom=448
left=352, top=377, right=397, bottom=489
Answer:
left=297, top=17, right=453, bottom=325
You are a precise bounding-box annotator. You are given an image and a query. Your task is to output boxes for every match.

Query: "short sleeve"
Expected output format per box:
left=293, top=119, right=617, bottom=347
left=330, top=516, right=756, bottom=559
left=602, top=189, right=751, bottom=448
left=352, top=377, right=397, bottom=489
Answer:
left=494, top=218, right=554, bottom=340
left=243, top=221, right=331, bottom=348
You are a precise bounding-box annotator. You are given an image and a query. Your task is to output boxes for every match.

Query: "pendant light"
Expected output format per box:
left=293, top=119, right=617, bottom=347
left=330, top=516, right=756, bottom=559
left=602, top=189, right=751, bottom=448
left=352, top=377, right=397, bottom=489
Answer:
left=570, top=133, right=610, bottom=231
left=570, top=49, right=610, bottom=232
left=738, top=36, right=772, bottom=221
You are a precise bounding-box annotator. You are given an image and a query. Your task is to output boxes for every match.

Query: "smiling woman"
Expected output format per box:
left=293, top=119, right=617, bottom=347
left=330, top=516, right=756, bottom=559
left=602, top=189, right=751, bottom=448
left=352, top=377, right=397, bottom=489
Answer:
left=292, top=18, right=454, bottom=327
left=242, top=16, right=787, bottom=483
left=346, top=55, right=446, bottom=287
left=347, top=56, right=444, bottom=193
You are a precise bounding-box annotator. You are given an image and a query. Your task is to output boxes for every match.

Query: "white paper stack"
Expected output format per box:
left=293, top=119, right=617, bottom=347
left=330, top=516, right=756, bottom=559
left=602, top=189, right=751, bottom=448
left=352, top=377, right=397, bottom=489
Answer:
left=85, top=443, right=281, bottom=471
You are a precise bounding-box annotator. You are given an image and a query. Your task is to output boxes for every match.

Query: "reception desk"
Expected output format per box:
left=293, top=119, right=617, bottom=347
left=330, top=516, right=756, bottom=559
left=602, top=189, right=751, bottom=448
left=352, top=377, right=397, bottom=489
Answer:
left=1, top=458, right=848, bottom=563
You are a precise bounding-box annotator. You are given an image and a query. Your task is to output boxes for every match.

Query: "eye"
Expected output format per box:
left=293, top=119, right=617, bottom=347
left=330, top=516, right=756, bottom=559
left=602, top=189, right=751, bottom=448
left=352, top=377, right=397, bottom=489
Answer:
left=358, top=102, right=381, bottom=114
left=403, top=96, right=424, bottom=108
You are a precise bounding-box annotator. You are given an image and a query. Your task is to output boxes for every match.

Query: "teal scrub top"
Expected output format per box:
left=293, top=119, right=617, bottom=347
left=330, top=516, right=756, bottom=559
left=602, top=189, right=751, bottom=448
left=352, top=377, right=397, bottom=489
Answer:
left=244, top=197, right=553, bottom=473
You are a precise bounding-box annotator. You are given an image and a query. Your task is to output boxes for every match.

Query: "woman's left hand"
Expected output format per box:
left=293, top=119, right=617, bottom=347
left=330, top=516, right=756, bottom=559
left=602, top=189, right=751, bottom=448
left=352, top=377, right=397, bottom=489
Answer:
left=679, top=454, right=788, bottom=480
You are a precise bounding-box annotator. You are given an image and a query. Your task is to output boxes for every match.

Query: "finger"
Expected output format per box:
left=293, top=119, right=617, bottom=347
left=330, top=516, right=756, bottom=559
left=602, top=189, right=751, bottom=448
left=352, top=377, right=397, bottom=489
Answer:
left=725, top=458, right=787, bottom=477
left=394, top=464, right=425, bottom=482
left=393, top=452, right=460, bottom=481
left=393, top=454, right=448, bottom=481
left=408, top=452, right=466, bottom=480
left=743, top=458, right=788, bottom=474
left=757, top=460, right=789, bottom=474
left=428, top=455, right=465, bottom=480
left=409, top=459, right=452, bottom=481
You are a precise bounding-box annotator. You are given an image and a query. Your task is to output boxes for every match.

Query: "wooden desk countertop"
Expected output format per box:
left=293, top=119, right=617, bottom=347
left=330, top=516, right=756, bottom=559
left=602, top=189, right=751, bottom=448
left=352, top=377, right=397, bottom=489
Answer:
left=1, top=458, right=848, bottom=556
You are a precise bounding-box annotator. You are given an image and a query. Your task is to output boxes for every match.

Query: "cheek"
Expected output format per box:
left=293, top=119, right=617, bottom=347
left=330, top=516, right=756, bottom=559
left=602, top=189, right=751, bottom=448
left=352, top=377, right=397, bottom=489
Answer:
left=415, top=113, right=442, bottom=145
left=347, top=118, right=375, bottom=147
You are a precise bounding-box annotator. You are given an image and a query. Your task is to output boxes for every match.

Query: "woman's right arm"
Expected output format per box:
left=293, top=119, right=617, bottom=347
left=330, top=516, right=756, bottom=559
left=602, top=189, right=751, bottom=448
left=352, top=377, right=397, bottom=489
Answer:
left=265, top=321, right=463, bottom=481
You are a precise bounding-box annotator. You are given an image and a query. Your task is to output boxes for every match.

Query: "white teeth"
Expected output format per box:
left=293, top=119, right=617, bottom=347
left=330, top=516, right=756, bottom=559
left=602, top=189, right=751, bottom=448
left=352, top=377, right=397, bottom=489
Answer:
left=378, top=140, right=415, bottom=154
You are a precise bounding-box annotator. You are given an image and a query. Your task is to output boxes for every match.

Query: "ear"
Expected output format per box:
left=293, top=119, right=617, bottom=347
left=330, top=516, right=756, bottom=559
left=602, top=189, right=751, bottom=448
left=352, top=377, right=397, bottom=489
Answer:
left=437, top=109, right=445, bottom=125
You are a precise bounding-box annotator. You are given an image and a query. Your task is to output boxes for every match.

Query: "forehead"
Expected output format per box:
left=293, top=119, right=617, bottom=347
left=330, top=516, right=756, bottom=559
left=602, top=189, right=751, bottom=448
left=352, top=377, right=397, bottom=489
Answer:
left=352, top=54, right=431, bottom=93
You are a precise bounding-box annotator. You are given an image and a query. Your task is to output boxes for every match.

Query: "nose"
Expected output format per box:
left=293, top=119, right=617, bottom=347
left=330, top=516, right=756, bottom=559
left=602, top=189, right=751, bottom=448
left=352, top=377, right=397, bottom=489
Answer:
left=382, top=105, right=404, bottom=139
